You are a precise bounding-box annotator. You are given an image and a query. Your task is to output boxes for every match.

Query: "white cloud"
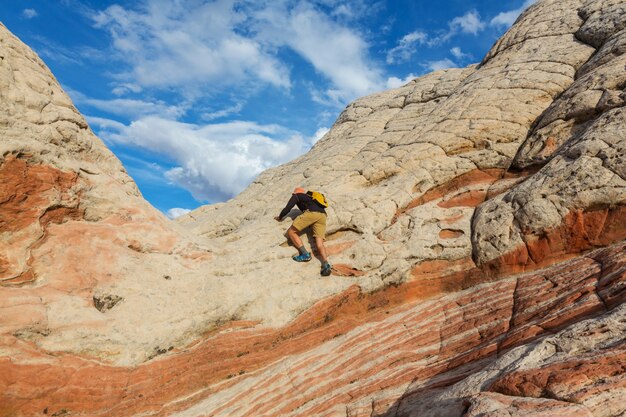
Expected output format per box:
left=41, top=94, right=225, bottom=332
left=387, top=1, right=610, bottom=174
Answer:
left=32, top=36, right=106, bottom=66
left=315, top=0, right=382, bottom=22
left=166, top=208, right=191, bottom=219
left=387, top=10, right=486, bottom=59
left=22, top=9, right=38, bottom=19
left=291, top=8, right=382, bottom=102
left=91, top=0, right=383, bottom=107
left=85, top=115, right=127, bottom=131
left=92, top=116, right=317, bottom=201
left=311, top=127, right=329, bottom=144
left=386, top=31, right=428, bottom=64
left=332, top=4, right=355, bottom=19
left=125, top=161, right=167, bottom=184
left=449, top=10, right=485, bottom=35
left=426, top=58, right=457, bottom=72
left=112, top=83, right=143, bottom=96
left=309, top=87, right=337, bottom=107
left=251, top=2, right=383, bottom=105
left=317, top=110, right=335, bottom=126
left=387, top=2, right=535, bottom=64
left=201, top=102, right=244, bottom=121
left=386, top=73, right=417, bottom=89
left=490, top=0, right=536, bottom=28
left=450, top=46, right=470, bottom=60
left=69, top=89, right=186, bottom=119
left=91, top=1, right=291, bottom=93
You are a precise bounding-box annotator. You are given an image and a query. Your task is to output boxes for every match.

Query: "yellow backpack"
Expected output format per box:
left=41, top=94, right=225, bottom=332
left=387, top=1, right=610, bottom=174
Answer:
left=306, top=190, right=329, bottom=208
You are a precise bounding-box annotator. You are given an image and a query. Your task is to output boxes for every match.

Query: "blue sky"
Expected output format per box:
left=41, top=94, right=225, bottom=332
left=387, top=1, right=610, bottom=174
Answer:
left=1, top=0, right=534, bottom=218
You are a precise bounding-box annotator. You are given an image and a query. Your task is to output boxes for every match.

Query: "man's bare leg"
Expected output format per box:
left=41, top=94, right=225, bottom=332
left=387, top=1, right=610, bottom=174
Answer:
left=288, top=226, right=311, bottom=261
left=288, top=226, right=304, bottom=249
left=315, top=237, right=328, bottom=263
left=316, top=237, right=332, bottom=276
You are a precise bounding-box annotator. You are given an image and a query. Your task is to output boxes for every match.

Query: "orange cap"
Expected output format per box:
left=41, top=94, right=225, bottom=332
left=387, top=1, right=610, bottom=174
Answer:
left=293, top=187, right=305, bottom=194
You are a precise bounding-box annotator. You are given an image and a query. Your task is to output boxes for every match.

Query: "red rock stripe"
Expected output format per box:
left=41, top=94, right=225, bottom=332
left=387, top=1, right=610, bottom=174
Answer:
left=1, top=244, right=624, bottom=417
left=170, top=245, right=625, bottom=416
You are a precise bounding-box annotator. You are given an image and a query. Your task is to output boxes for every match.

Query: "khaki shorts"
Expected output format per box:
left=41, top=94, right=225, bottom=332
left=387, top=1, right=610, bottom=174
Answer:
left=292, top=211, right=327, bottom=239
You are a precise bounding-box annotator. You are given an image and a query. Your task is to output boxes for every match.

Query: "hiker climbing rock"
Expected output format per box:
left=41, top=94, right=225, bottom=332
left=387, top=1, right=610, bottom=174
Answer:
left=275, top=187, right=332, bottom=276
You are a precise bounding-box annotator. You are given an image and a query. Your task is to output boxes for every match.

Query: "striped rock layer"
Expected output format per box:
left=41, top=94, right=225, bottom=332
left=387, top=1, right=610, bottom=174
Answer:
left=1, top=0, right=626, bottom=416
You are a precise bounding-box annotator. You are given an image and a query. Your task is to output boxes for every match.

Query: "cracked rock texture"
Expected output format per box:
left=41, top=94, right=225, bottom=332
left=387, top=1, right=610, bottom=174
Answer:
left=1, top=0, right=626, bottom=416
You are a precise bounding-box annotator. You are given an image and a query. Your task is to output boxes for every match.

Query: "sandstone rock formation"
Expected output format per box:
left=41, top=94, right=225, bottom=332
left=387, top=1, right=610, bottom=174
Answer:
left=0, top=20, right=216, bottom=366
left=1, top=0, right=625, bottom=416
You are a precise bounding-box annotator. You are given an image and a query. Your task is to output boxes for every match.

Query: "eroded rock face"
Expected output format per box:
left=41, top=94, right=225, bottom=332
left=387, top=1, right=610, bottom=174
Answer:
left=0, top=21, right=216, bottom=366
left=473, top=0, right=626, bottom=269
left=1, top=0, right=625, bottom=416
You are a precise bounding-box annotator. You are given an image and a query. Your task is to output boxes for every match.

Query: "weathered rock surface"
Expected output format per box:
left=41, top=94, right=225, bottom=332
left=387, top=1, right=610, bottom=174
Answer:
left=0, top=21, right=217, bottom=366
left=1, top=0, right=625, bottom=416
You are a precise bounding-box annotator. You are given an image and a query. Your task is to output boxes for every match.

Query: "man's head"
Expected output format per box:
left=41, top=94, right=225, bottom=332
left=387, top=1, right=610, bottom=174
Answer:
left=293, top=187, right=305, bottom=194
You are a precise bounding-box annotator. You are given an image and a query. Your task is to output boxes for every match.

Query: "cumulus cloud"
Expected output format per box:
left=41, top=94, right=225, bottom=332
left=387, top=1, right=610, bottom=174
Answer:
left=386, top=9, right=486, bottom=62
left=111, top=83, right=143, bottom=96
left=311, top=127, right=330, bottom=144
left=490, top=0, right=536, bottom=27
left=386, top=74, right=417, bottom=89
left=69, top=89, right=186, bottom=119
left=292, top=8, right=382, bottom=102
left=90, top=116, right=319, bottom=201
left=325, top=0, right=380, bottom=21
left=426, top=58, right=457, bottom=72
left=85, top=115, right=126, bottom=131
left=32, top=36, right=106, bottom=66
left=250, top=2, right=383, bottom=104
left=201, top=102, right=244, bottom=121
left=90, top=0, right=383, bottom=106
left=166, top=208, right=191, bottom=219
left=450, top=46, right=471, bottom=60
left=389, top=2, right=537, bottom=62
left=386, top=2, right=534, bottom=71
left=386, top=31, right=428, bottom=64
left=449, top=10, right=485, bottom=35
left=91, top=1, right=291, bottom=93
left=22, top=8, right=38, bottom=19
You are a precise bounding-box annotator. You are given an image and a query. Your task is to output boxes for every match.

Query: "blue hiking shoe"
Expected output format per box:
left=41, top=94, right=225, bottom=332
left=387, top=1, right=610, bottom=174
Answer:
left=292, top=252, right=312, bottom=262
left=321, top=262, right=332, bottom=276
